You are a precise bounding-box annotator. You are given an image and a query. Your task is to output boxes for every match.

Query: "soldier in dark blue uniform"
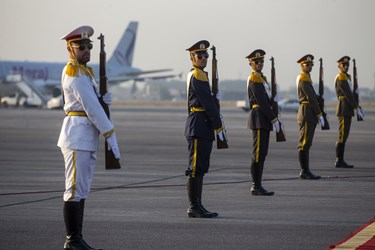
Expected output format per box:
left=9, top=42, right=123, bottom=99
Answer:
left=185, top=40, right=224, bottom=218
left=246, top=49, right=281, bottom=196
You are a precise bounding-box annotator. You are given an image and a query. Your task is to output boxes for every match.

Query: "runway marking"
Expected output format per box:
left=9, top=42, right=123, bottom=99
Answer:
left=328, top=216, right=375, bottom=249
left=1, top=174, right=375, bottom=196
left=1, top=172, right=375, bottom=208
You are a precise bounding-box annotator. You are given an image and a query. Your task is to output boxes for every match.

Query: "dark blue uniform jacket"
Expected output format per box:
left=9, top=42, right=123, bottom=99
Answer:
left=185, top=67, right=222, bottom=140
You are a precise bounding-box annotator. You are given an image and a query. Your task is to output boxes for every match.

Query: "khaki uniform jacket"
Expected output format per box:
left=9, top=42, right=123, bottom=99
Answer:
left=335, top=72, right=358, bottom=117
left=296, top=72, right=322, bottom=123
left=247, top=71, right=277, bottom=130
left=58, top=61, right=114, bottom=151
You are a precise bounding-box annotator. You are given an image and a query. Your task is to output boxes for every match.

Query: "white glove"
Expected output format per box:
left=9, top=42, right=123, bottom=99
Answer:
left=102, top=92, right=112, bottom=105
left=216, top=91, right=222, bottom=101
left=273, top=120, right=280, bottom=133
left=217, top=130, right=224, bottom=141
left=355, top=88, right=359, bottom=95
left=318, top=116, right=325, bottom=127
left=357, top=107, right=364, bottom=120
left=107, top=132, right=121, bottom=159
left=273, top=94, right=279, bottom=103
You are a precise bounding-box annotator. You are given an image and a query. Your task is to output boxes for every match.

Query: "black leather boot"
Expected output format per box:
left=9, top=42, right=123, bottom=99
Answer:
left=78, top=200, right=103, bottom=250
left=196, top=176, right=218, bottom=217
left=299, top=150, right=321, bottom=180
left=250, top=162, right=274, bottom=196
left=187, top=176, right=216, bottom=218
left=63, top=201, right=91, bottom=250
left=335, top=142, right=354, bottom=168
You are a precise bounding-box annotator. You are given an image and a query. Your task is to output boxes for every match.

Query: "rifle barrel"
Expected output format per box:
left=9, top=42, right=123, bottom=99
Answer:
left=97, top=34, right=121, bottom=169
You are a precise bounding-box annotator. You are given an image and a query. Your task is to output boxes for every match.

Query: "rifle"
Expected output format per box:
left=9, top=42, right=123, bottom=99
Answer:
left=270, top=57, right=286, bottom=142
left=98, top=34, right=121, bottom=170
left=211, top=46, right=228, bottom=149
left=353, top=59, right=364, bottom=121
left=318, top=58, right=330, bottom=130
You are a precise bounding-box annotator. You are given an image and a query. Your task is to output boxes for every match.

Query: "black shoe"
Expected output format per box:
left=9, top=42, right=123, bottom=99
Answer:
left=200, top=204, right=218, bottom=217
left=299, top=170, right=321, bottom=180
left=251, top=186, right=275, bottom=196
left=64, top=238, right=103, bottom=250
left=64, top=201, right=103, bottom=250
left=64, top=238, right=92, bottom=250
left=64, top=238, right=102, bottom=250
left=335, top=143, right=353, bottom=168
left=187, top=176, right=217, bottom=218
left=335, top=160, right=354, bottom=168
left=187, top=205, right=216, bottom=218
left=81, top=238, right=103, bottom=250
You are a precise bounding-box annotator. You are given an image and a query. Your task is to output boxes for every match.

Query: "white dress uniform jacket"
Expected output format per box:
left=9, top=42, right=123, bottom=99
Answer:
left=57, top=62, right=114, bottom=151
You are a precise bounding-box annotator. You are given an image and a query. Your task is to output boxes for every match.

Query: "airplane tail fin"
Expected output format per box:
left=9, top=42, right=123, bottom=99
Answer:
left=107, top=21, right=138, bottom=70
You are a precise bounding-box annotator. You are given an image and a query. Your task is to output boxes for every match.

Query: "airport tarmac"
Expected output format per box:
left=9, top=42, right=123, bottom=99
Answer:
left=0, top=106, right=374, bottom=250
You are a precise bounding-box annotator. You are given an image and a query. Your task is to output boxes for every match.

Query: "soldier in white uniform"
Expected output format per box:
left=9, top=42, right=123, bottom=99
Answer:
left=58, top=25, right=121, bottom=250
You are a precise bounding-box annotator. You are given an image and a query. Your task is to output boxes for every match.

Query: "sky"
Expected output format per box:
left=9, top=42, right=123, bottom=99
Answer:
left=1, top=0, right=374, bottom=91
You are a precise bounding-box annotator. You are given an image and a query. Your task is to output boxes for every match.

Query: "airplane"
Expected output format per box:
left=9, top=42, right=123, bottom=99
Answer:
left=0, top=21, right=180, bottom=104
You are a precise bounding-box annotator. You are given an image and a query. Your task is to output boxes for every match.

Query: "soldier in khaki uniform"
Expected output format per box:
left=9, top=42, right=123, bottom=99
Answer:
left=246, top=49, right=281, bottom=195
left=296, top=54, right=325, bottom=180
left=334, top=56, right=364, bottom=168
left=58, top=26, right=120, bottom=250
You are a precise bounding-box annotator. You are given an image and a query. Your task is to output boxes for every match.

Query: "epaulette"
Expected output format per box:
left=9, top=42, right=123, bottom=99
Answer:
left=249, top=72, right=263, bottom=83
left=337, top=72, right=348, bottom=81
left=65, top=63, right=83, bottom=77
left=193, top=68, right=208, bottom=82
left=299, top=72, right=312, bottom=83
left=65, top=62, right=94, bottom=78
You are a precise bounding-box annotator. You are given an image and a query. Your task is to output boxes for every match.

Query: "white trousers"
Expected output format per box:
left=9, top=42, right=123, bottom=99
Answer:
left=61, top=148, right=97, bottom=202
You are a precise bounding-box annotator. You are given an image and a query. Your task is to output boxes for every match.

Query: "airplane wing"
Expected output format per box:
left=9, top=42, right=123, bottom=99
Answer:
left=108, top=72, right=182, bottom=83
left=125, top=69, right=173, bottom=76
left=32, top=79, right=61, bottom=86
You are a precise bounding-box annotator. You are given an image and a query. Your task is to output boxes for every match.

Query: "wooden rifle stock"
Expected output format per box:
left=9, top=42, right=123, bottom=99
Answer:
left=353, top=59, right=363, bottom=121
left=270, top=57, right=286, bottom=142
left=210, top=46, right=228, bottom=149
left=98, top=34, right=121, bottom=170
left=318, top=58, right=330, bottom=130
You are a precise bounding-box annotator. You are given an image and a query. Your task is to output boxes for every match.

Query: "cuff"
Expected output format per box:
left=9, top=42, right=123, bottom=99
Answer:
left=215, top=127, right=223, bottom=133
left=103, top=128, right=115, bottom=138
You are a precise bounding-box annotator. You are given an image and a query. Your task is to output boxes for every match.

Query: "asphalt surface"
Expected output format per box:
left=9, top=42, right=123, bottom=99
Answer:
left=0, top=106, right=374, bottom=250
